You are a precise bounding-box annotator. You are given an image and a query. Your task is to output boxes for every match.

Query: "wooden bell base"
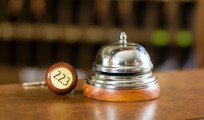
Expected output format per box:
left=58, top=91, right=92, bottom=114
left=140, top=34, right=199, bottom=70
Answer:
left=83, top=82, right=160, bottom=102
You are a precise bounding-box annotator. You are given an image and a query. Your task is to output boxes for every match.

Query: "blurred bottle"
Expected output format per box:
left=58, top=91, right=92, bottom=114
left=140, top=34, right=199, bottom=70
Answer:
left=133, top=1, right=147, bottom=28
left=152, top=2, right=171, bottom=69
left=118, top=0, right=133, bottom=27
left=176, top=1, right=195, bottom=68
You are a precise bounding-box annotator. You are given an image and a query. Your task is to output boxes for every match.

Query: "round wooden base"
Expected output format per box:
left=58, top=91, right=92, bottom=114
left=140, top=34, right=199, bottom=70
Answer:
left=83, top=82, right=160, bottom=102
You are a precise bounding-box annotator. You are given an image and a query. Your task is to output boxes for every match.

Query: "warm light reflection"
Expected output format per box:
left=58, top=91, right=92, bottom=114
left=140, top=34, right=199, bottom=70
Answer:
left=139, top=101, right=158, bottom=120
left=92, top=100, right=158, bottom=120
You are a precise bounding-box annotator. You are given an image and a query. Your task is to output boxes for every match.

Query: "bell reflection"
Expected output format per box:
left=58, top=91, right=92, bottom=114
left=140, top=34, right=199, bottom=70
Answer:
left=92, top=100, right=158, bottom=120
left=139, top=100, right=158, bottom=120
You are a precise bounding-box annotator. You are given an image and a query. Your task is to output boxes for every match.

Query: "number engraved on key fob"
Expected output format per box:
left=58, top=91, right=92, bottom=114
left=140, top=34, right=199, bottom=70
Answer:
left=46, top=62, right=77, bottom=94
left=53, top=70, right=70, bottom=86
left=50, top=67, right=73, bottom=89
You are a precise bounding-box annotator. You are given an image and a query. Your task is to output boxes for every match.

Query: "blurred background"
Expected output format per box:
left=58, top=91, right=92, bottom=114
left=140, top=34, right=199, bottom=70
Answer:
left=0, top=0, right=204, bottom=84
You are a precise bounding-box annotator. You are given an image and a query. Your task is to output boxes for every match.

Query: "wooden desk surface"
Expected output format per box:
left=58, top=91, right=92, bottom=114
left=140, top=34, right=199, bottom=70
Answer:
left=0, top=69, right=204, bottom=120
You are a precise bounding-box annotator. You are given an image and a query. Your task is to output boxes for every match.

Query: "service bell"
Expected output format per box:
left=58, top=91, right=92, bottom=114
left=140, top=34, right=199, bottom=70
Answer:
left=83, top=32, right=160, bottom=102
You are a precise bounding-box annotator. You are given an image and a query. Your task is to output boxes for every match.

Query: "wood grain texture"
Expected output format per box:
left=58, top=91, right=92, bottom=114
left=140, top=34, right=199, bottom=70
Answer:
left=83, top=82, right=160, bottom=102
left=0, top=69, right=204, bottom=120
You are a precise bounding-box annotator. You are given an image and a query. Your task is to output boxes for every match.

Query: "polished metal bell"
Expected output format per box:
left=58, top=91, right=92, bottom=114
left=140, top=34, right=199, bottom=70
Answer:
left=85, top=32, right=158, bottom=90
left=83, top=32, right=160, bottom=101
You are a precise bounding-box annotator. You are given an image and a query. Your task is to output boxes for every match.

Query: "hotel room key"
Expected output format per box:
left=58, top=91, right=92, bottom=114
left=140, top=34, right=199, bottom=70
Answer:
left=23, top=62, right=78, bottom=95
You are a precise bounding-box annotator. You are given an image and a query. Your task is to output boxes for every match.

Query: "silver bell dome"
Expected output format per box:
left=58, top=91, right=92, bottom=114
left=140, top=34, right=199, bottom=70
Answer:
left=93, top=32, right=153, bottom=74
left=86, top=32, right=158, bottom=90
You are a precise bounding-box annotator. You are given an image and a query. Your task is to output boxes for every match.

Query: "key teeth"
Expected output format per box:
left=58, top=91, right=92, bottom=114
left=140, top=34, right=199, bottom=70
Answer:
left=22, top=81, right=46, bottom=87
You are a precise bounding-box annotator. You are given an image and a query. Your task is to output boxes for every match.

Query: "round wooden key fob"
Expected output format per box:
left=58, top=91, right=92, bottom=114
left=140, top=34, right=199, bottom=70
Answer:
left=45, top=62, right=78, bottom=95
